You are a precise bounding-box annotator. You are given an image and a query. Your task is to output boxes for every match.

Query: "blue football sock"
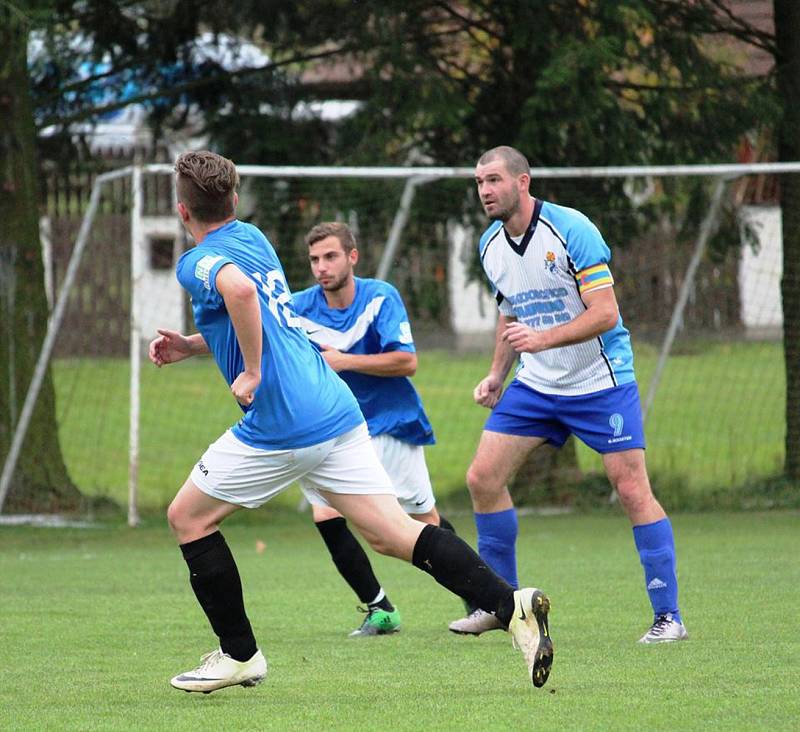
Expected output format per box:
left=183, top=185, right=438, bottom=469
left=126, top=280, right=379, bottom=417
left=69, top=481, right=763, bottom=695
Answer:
left=633, top=518, right=681, bottom=623
left=475, top=508, right=519, bottom=589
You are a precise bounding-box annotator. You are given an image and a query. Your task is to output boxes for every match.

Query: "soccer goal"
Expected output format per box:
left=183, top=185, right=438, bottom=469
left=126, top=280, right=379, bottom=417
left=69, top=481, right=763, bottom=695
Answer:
left=1, top=161, right=796, bottom=523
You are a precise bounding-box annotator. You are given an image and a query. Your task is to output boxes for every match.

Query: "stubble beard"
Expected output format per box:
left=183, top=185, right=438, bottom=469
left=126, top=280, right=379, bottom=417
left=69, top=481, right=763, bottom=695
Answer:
left=486, top=193, right=520, bottom=223
left=319, top=272, right=349, bottom=292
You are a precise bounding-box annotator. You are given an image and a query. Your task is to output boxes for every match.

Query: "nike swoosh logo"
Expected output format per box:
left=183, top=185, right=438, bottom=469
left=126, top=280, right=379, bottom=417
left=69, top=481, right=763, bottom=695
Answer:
left=414, top=500, right=426, bottom=506
left=518, top=603, right=527, bottom=621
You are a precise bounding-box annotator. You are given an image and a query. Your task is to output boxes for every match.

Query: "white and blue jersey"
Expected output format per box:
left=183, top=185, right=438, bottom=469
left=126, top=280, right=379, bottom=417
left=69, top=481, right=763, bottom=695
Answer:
left=479, top=198, right=636, bottom=396
left=176, top=220, right=363, bottom=450
left=292, top=277, right=435, bottom=446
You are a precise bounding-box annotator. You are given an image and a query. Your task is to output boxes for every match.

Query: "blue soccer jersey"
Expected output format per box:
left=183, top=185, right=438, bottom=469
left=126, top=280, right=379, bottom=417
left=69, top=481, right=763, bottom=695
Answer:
left=479, top=198, right=636, bottom=396
left=176, top=220, right=364, bottom=450
left=292, top=277, right=435, bottom=446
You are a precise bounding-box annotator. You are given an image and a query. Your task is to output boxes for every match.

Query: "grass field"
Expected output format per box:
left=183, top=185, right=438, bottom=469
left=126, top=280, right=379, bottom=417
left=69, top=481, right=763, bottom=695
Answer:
left=1, top=510, right=798, bottom=731
left=51, top=339, right=785, bottom=511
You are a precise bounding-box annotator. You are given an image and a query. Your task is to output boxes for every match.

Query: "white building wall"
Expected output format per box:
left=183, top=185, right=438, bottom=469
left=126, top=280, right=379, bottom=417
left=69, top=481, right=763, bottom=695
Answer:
left=447, top=222, right=496, bottom=347
left=137, top=217, right=186, bottom=340
left=739, top=206, right=783, bottom=332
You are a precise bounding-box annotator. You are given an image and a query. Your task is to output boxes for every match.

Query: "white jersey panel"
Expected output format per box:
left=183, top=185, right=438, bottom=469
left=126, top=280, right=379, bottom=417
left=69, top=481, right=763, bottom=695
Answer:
left=479, top=200, right=635, bottom=396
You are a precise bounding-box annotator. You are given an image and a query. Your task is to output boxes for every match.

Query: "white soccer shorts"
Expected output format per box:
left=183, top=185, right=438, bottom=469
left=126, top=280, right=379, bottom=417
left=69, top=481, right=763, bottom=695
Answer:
left=301, top=432, right=436, bottom=515
left=190, top=423, right=393, bottom=509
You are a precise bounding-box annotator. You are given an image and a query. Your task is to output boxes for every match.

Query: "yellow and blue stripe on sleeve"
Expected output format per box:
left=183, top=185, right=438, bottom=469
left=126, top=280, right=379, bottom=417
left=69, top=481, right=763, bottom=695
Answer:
left=576, top=264, right=614, bottom=294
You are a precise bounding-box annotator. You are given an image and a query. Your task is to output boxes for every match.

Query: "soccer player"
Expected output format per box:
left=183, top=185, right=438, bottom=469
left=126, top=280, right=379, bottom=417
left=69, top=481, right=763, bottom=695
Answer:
left=151, top=150, right=553, bottom=694
left=293, top=221, right=455, bottom=637
left=448, top=146, right=687, bottom=644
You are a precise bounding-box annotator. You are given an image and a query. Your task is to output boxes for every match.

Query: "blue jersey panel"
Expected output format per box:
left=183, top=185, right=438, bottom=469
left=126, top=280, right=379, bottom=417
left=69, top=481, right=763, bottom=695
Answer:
left=292, top=278, right=434, bottom=446
left=539, top=202, right=610, bottom=271
left=176, top=221, right=363, bottom=450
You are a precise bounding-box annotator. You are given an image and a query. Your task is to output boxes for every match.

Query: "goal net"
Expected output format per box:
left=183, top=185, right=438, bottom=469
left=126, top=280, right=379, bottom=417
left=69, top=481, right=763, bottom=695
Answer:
left=1, top=162, right=794, bottom=522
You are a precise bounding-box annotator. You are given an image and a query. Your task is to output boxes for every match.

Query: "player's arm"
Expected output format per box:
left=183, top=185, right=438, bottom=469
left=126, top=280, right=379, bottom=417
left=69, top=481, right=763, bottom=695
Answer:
left=216, top=263, right=262, bottom=406
left=148, top=330, right=209, bottom=366
left=502, top=286, right=619, bottom=353
left=474, top=314, right=519, bottom=409
left=320, top=347, right=416, bottom=376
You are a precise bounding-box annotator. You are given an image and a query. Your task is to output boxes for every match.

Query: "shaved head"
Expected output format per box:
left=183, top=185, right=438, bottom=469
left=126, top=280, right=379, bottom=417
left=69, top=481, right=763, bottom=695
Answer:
left=477, top=146, right=530, bottom=177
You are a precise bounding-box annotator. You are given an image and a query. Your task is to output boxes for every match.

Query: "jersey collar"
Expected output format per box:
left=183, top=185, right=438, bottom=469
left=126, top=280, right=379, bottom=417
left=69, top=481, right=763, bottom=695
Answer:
left=503, top=198, right=543, bottom=257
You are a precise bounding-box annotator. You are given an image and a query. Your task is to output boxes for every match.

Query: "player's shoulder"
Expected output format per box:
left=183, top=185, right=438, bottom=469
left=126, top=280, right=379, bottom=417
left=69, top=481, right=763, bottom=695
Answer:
left=292, top=283, right=322, bottom=312
left=176, top=246, right=227, bottom=287
left=539, top=201, right=601, bottom=241
left=478, top=220, right=504, bottom=258
left=356, top=277, right=400, bottom=300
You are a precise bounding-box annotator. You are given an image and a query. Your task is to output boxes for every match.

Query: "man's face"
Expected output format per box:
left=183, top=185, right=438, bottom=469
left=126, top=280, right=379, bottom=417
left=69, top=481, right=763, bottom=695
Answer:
left=474, top=159, right=526, bottom=222
left=308, top=235, right=357, bottom=292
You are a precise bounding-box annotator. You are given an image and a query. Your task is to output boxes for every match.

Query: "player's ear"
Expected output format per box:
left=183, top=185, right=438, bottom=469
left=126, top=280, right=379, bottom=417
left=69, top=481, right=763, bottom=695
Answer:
left=233, top=191, right=239, bottom=210
left=350, top=248, right=359, bottom=266
left=177, top=201, right=190, bottom=224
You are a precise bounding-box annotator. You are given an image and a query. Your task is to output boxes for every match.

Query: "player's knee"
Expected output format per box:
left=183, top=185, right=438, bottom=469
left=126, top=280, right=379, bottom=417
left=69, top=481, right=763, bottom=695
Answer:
left=166, top=500, right=192, bottom=539
left=166, top=501, right=181, bottom=532
left=466, top=463, right=494, bottom=495
left=614, top=477, right=652, bottom=513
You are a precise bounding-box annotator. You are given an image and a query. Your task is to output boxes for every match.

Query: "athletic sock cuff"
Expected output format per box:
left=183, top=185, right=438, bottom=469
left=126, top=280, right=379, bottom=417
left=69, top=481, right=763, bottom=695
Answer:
left=315, top=516, right=348, bottom=537
left=475, top=508, right=518, bottom=539
left=180, top=530, right=225, bottom=562
left=633, top=517, right=674, bottom=551
left=411, top=524, right=438, bottom=570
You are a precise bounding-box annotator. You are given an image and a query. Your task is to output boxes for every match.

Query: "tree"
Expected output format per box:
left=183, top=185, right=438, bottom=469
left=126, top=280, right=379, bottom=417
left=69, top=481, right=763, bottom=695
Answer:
left=0, top=2, right=81, bottom=511
left=773, top=0, right=800, bottom=479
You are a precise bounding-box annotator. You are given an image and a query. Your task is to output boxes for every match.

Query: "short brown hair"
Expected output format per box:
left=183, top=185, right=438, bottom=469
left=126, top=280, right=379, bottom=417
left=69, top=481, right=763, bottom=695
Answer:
left=477, top=146, right=531, bottom=177
left=304, top=221, right=357, bottom=254
left=175, top=150, right=239, bottom=223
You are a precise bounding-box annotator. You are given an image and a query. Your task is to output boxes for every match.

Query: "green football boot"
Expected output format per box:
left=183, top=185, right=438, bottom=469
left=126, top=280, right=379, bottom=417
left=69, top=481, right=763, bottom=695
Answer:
left=348, top=605, right=401, bottom=637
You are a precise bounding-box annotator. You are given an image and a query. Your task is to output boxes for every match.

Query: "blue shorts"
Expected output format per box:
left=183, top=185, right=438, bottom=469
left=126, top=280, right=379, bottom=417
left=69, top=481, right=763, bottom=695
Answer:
left=484, top=380, right=646, bottom=453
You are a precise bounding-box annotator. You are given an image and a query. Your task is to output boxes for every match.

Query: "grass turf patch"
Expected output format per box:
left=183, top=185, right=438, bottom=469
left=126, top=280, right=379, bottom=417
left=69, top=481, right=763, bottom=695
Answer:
left=1, top=510, right=797, bottom=731
left=52, top=339, right=786, bottom=511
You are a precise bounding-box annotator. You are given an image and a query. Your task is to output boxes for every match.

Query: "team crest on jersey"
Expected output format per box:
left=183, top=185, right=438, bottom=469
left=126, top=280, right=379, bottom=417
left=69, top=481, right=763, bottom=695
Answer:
left=544, top=251, right=557, bottom=273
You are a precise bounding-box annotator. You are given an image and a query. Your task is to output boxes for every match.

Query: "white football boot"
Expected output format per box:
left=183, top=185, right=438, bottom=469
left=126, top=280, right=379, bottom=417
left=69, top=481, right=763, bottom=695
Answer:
left=638, top=613, right=689, bottom=644
left=170, top=648, right=267, bottom=693
left=508, top=588, right=553, bottom=688
left=448, top=608, right=505, bottom=635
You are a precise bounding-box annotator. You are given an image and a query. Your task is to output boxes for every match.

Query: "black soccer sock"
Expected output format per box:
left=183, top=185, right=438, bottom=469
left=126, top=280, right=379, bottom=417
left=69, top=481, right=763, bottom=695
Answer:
left=315, top=517, right=391, bottom=608
left=438, top=515, right=456, bottom=533
left=180, top=531, right=258, bottom=662
left=411, top=524, right=515, bottom=627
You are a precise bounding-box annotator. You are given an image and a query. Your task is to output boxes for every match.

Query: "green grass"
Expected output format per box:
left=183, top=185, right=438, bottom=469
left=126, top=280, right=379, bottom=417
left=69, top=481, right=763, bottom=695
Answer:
left=0, top=510, right=797, bottom=731
left=51, top=339, right=785, bottom=510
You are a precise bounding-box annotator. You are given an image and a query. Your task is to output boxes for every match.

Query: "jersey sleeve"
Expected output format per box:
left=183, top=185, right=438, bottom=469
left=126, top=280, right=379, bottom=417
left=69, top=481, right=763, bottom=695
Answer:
left=176, top=250, right=235, bottom=309
left=376, top=286, right=416, bottom=353
left=566, top=213, right=615, bottom=295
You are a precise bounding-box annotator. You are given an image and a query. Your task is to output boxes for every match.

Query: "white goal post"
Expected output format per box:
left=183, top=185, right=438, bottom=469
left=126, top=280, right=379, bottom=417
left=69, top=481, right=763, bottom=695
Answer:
left=1, top=160, right=797, bottom=523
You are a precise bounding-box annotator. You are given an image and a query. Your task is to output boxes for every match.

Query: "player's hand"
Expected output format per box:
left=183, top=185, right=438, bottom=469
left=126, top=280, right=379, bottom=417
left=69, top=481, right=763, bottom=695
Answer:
left=148, top=328, right=193, bottom=367
left=320, top=345, right=350, bottom=373
left=502, top=321, right=549, bottom=353
left=231, top=369, right=261, bottom=406
left=473, top=374, right=504, bottom=409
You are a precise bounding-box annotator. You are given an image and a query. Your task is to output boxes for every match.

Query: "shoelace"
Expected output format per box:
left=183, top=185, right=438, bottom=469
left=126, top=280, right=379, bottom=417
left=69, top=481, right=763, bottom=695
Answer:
left=354, top=605, right=377, bottom=626
left=195, top=649, right=224, bottom=673
left=649, top=615, right=673, bottom=636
